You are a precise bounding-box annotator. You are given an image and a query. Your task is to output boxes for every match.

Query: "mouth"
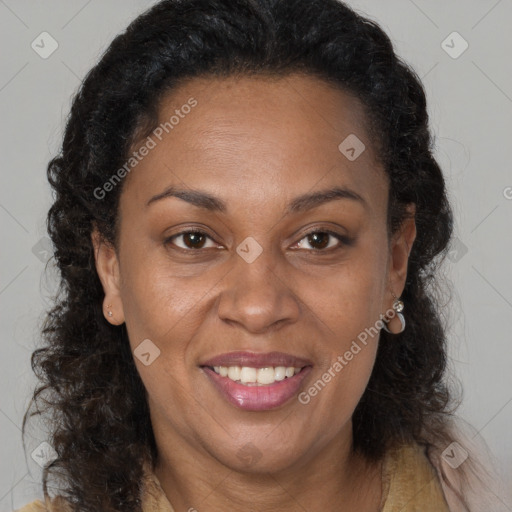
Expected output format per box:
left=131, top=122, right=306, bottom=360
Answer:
left=200, top=351, right=312, bottom=411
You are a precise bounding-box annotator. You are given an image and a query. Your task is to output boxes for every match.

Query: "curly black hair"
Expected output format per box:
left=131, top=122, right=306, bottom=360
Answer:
left=23, top=0, right=456, bottom=510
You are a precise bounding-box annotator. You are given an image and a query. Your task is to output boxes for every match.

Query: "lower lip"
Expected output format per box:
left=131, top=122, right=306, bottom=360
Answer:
left=203, top=366, right=312, bottom=411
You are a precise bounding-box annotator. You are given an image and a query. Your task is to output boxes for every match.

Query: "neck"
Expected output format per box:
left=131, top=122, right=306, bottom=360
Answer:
left=152, top=422, right=383, bottom=512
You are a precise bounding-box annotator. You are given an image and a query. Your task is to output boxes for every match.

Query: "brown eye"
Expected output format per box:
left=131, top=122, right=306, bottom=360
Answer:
left=166, top=230, right=217, bottom=250
left=306, top=232, right=330, bottom=250
left=182, top=232, right=207, bottom=249
left=293, top=230, right=348, bottom=251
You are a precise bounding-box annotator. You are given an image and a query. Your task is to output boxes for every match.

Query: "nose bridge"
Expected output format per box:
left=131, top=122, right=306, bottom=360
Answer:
left=217, top=238, right=300, bottom=333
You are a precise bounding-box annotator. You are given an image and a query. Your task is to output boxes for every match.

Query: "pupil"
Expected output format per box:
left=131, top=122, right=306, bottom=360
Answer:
left=185, top=232, right=204, bottom=248
left=309, top=232, right=328, bottom=249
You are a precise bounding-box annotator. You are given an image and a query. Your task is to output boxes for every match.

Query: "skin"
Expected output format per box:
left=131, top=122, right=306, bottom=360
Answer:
left=92, top=73, right=416, bottom=511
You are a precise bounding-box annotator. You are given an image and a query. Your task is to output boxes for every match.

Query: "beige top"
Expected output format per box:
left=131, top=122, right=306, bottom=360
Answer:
left=15, top=443, right=450, bottom=511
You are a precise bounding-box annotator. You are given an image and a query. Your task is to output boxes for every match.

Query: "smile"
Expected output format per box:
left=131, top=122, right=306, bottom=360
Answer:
left=200, top=351, right=313, bottom=411
left=211, top=365, right=302, bottom=385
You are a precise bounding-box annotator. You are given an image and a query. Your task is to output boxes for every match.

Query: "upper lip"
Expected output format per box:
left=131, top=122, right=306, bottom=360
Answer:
left=201, top=351, right=312, bottom=369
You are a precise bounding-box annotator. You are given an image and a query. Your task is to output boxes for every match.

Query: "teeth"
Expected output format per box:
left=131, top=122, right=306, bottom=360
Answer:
left=240, top=367, right=257, bottom=383
left=256, top=367, right=275, bottom=385
left=274, top=366, right=286, bottom=381
left=212, top=365, right=302, bottom=385
left=227, top=366, right=241, bottom=381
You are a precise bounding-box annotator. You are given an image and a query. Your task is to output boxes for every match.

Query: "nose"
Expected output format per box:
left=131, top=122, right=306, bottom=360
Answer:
left=217, top=244, right=301, bottom=334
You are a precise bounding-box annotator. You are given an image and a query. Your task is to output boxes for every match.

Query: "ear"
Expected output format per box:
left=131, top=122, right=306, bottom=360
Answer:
left=91, top=226, right=125, bottom=325
left=385, top=203, right=417, bottom=309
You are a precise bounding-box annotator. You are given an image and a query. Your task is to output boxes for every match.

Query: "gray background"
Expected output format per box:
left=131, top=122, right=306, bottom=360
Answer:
left=1, top=1, right=511, bottom=510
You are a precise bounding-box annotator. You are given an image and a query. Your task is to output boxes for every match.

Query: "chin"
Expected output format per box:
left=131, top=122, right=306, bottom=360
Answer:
left=206, top=434, right=311, bottom=475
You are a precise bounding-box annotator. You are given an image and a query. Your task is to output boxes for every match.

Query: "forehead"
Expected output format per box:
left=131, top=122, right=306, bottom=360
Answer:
left=121, top=73, right=387, bottom=216
left=154, top=72, right=374, bottom=156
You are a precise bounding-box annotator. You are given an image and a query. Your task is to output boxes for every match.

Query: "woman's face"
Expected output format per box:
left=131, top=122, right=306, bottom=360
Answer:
left=94, top=73, right=415, bottom=473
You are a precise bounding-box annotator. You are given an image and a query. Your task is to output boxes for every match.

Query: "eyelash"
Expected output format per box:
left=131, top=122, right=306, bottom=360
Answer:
left=164, top=227, right=352, bottom=253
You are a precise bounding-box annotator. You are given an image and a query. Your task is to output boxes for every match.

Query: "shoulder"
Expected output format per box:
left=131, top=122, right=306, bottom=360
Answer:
left=381, top=442, right=450, bottom=512
left=14, top=496, right=72, bottom=512
left=14, top=500, right=47, bottom=512
left=14, top=459, right=167, bottom=512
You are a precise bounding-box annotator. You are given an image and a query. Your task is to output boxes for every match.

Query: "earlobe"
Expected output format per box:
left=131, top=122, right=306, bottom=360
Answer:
left=91, top=227, right=125, bottom=325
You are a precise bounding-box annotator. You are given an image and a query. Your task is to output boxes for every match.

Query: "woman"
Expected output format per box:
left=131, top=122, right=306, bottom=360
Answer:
left=18, top=0, right=502, bottom=510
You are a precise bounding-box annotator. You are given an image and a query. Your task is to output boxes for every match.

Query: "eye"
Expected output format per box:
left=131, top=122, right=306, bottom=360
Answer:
left=165, top=229, right=218, bottom=250
left=164, top=228, right=352, bottom=253
left=291, top=229, right=350, bottom=251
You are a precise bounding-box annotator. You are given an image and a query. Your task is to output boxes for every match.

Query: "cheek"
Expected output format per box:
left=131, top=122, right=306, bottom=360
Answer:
left=297, top=237, right=387, bottom=414
left=306, top=235, right=389, bottom=339
left=300, top=328, right=379, bottom=429
left=118, top=260, right=210, bottom=424
left=119, top=253, right=212, bottom=346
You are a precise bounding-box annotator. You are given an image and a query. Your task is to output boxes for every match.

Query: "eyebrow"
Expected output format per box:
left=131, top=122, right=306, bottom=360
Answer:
left=145, top=185, right=366, bottom=214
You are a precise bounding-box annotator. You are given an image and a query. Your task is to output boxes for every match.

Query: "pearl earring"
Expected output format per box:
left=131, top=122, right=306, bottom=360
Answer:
left=107, top=304, right=113, bottom=317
